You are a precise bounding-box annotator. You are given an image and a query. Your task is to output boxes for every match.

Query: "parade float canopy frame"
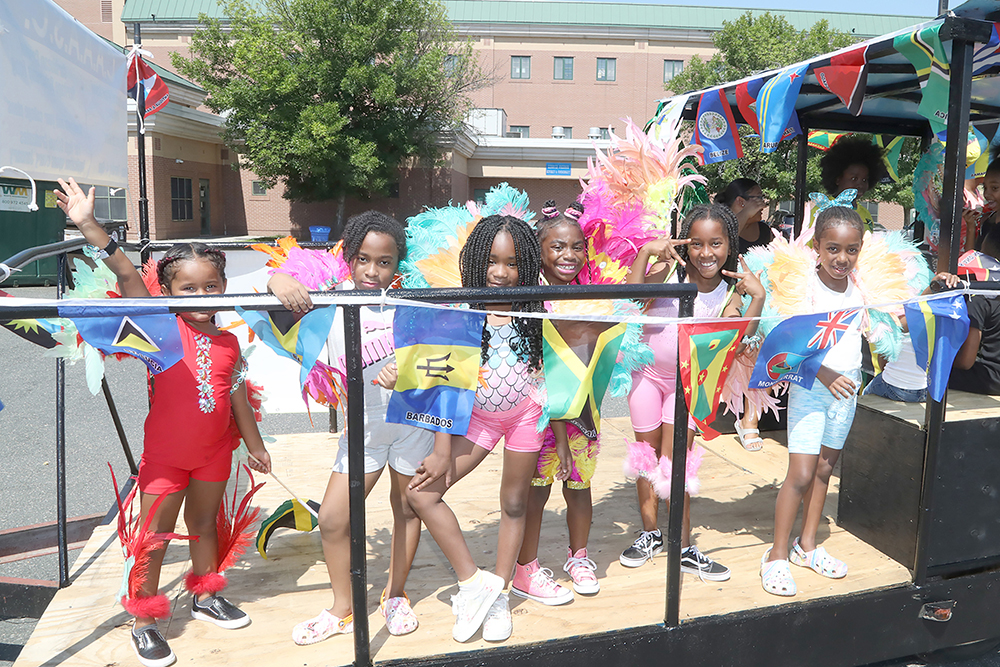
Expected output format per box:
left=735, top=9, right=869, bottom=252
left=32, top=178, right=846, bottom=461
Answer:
left=655, top=2, right=1000, bottom=140
left=0, top=0, right=127, bottom=186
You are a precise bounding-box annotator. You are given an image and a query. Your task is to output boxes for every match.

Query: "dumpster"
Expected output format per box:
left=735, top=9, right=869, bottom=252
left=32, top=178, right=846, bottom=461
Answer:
left=0, top=179, right=63, bottom=286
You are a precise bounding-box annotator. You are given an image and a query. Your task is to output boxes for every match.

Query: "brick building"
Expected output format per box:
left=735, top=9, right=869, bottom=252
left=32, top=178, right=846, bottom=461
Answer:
left=56, top=0, right=927, bottom=238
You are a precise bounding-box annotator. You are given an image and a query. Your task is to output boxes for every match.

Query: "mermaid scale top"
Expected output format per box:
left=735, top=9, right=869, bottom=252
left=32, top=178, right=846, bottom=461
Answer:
left=475, top=321, right=532, bottom=412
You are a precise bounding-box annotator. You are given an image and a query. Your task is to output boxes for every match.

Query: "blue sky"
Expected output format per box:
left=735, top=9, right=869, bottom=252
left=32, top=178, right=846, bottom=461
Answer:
left=600, top=0, right=940, bottom=17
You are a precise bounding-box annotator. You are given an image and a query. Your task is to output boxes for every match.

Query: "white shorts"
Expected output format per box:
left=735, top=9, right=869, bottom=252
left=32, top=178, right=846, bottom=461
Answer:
left=332, top=420, right=434, bottom=476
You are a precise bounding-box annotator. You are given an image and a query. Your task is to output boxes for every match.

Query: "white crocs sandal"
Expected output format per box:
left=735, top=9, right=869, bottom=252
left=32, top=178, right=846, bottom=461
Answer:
left=760, top=548, right=797, bottom=597
left=790, top=538, right=848, bottom=579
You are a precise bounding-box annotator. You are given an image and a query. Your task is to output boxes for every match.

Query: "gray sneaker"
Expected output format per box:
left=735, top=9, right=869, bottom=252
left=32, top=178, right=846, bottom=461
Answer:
left=619, top=530, right=664, bottom=568
left=681, top=545, right=731, bottom=582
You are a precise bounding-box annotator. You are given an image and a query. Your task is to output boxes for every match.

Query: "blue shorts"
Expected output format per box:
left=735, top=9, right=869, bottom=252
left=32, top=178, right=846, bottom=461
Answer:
left=787, top=371, right=861, bottom=456
left=863, top=374, right=927, bottom=403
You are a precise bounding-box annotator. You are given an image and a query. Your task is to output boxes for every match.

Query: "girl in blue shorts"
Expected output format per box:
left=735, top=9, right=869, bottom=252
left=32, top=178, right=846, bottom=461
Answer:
left=761, top=206, right=867, bottom=597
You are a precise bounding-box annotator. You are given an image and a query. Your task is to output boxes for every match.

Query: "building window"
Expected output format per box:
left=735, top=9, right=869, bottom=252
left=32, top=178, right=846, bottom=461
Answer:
left=511, top=56, right=531, bottom=80
left=596, top=58, right=616, bottom=81
left=554, top=57, right=573, bottom=80
left=444, top=54, right=458, bottom=77
left=552, top=127, right=572, bottom=139
left=85, top=185, right=127, bottom=221
left=101, top=0, right=113, bottom=22
left=508, top=125, right=529, bottom=138
left=600, top=127, right=611, bottom=140
left=251, top=181, right=268, bottom=196
left=171, top=177, right=193, bottom=221
left=664, top=59, right=684, bottom=83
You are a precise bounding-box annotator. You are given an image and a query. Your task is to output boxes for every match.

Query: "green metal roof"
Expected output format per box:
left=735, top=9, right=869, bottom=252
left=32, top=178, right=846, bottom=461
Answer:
left=122, top=0, right=929, bottom=38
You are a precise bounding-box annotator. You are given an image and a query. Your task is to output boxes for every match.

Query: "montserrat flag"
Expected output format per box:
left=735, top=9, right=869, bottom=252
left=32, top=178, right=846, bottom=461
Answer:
left=904, top=294, right=970, bottom=403
left=756, top=64, right=808, bottom=153
left=57, top=304, right=183, bottom=374
left=894, top=24, right=950, bottom=140
left=693, top=89, right=743, bottom=165
left=543, top=320, right=627, bottom=437
left=750, top=308, right=861, bottom=390
left=238, top=306, right=337, bottom=386
left=386, top=305, right=485, bottom=435
left=678, top=319, right=750, bottom=438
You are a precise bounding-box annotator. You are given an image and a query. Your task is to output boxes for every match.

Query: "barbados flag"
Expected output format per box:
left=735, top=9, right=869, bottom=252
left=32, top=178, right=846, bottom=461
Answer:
left=905, top=294, right=970, bottom=402
left=386, top=305, right=485, bottom=435
left=757, top=64, right=808, bottom=153
left=57, top=303, right=183, bottom=374
left=679, top=319, right=750, bottom=439
left=693, top=89, right=743, bottom=165
left=238, top=306, right=337, bottom=386
left=543, top=320, right=627, bottom=437
left=750, top=308, right=861, bottom=390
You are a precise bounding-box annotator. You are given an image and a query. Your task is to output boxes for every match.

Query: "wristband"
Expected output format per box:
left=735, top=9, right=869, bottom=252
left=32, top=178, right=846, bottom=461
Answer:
left=96, top=238, right=118, bottom=260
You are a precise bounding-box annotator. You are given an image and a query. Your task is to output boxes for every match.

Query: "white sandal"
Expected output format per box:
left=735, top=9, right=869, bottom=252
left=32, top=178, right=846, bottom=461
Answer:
left=760, top=548, right=796, bottom=596
left=735, top=421, right=763, bottom=452
left=790, top=538, right=848, bottom=579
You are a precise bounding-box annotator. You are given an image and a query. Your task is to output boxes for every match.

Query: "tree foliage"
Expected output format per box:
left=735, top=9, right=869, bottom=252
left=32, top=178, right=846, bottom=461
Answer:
left=174, top=0, right=485, bottom=202
left=665, top=12, right=917, bottom=212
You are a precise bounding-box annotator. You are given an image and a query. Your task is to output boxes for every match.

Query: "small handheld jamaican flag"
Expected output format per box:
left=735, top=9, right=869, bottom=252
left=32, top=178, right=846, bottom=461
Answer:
left=256, top=498, right=321, bottom=559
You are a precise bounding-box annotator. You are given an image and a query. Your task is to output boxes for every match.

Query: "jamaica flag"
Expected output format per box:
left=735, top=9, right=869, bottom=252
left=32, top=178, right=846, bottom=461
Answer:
left=386, top=305, right=485, bottom=435
left=679, top=319, right=750, bottom=439
left=57, top=303, right=183, bottom=374
left=542, top=319, right=626, bottom=437
left=256, top=498, right=321, bottom=559
left=238, top=306, right=337, bottom=386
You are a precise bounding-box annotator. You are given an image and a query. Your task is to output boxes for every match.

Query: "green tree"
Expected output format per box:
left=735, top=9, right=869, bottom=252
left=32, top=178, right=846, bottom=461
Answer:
left=665, top=11, right=917, bottom=214
left=174, top=0, right=485, bottom=217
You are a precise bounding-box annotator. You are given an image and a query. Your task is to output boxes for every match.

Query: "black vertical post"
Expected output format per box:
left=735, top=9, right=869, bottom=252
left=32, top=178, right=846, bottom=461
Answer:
left=344, top=305, right=371, bottom=667
left=102, top=377, right=138, bottom=475
left=914, top=32, right=974, bottom=586
left=55, top=254, right=69, bottom=587
left=793, top=129, right=809, bottom=237
left=133, top=23, right=151, bottom=265
left=665, top=292, right=695, bottom=627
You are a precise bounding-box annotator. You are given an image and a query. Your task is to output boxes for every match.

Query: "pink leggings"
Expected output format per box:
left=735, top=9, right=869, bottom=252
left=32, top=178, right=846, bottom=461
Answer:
left=627, top=369, right=696, bottom=434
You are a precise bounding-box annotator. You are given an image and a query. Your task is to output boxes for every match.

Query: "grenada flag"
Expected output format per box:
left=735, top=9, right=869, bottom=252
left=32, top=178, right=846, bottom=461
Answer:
left=678, top=319, right=750, bottom=439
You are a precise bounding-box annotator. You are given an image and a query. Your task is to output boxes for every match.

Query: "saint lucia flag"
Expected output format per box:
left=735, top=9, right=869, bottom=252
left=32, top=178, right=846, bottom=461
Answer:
left=904, top=294, right=970, bottom=403
left=57, top=304, right=183, bottom=374
left=238, top=306, right=337, bottom=386
left=679, top=319, right=750, bottom=439
left=386, top=306, right=485, bottom=435
left=750, top=308, right=861, bottom=390
left=895, top=25, right=950, bottom=140
left=543, top=320, right=627, bottom=436
left=814, top=45, right=870, bottom=116
left=757, top=64, right=808, bottom=153
left=693, top=89, right=743, bottom=164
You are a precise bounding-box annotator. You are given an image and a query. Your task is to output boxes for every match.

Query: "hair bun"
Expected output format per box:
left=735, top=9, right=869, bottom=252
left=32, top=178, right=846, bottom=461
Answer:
left=563, top=202, right=584, bottom=221
left=541, top=199, right=560, bottom=220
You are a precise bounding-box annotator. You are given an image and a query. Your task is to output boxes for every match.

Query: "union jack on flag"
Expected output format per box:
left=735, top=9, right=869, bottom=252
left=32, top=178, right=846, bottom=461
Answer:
left=807, top=308, right=861, bottom=350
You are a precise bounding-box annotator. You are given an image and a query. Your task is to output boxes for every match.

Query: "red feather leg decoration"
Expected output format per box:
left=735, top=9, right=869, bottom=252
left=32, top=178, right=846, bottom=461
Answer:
left=216, top=464, right=266, bottom=573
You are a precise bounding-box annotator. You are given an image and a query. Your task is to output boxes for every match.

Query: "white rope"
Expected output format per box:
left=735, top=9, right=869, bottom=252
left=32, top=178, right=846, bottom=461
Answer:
left=0, top=166, right=38, bottom=212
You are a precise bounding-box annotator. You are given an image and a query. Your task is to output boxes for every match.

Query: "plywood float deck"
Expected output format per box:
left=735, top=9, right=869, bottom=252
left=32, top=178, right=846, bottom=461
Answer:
left=13, top=417, right=910, bottom=667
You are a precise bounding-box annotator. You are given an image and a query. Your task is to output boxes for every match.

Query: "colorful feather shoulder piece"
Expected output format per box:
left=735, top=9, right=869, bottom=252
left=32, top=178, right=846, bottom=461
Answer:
left=583, top=116, right=705, bottom=230
left=576, top=182, right=658, bottom=285
left=251, top=236, right=350, bottom=292
left=401, top=183, right=535, bottom=289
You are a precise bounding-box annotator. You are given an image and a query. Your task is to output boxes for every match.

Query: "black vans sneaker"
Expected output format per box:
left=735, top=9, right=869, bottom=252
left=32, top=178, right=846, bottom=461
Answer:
left=131, top=624, right=176, bottom=667
left=191, top=594, right=251, bottom=629
left=681, top=545, right=731, bottom=581
left=619, top=530, right=664, bottom=567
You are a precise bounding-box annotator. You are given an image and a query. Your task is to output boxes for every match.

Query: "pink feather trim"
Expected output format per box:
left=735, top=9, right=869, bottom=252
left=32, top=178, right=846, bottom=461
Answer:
left=121, top=593, right=171, bottom=619
left=185, top=571, right=227, bottom=596
left=649, top=445, right=704, bottom=499
left=622, top=439, right=658, bottom=478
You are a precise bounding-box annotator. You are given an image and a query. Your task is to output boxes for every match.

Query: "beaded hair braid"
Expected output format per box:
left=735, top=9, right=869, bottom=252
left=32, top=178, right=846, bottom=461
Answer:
left=676, top=204, right=740, bottom=285
left=157, top=243, right=227, bottom=289
left=459, top=214, right=544, bottom=371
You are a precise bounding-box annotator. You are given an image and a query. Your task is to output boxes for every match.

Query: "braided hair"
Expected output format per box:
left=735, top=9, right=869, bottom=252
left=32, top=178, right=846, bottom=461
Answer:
left=814, top=206, right=864, bottom=243
left=341, top=210, right=407, bottom=263
left=676, top=204, right=740, bottom=285
left=535, top=200, right=588, bottom=283
left=157, top=242, right=226, bottom=290
left=459, top=214, right=544, bottom=371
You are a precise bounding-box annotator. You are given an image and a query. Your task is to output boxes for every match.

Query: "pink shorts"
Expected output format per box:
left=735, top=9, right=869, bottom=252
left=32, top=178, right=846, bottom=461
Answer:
left=628, top=369, right=696, bottom=434
left=466, top=400, right=544, bottom=453
left=137, top=445, right=233, bottom=496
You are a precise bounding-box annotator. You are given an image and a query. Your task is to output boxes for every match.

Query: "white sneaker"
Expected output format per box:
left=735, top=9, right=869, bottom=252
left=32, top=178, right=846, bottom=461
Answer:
left=450, top=571, right=504, bottom=642
left=481, top=592, right=512, bottom=642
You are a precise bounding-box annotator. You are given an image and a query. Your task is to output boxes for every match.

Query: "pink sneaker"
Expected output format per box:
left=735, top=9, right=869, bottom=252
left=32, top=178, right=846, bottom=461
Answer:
left=511, top=559, right=573, bottom=605
left=564, top=547, right=600, bottom=595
